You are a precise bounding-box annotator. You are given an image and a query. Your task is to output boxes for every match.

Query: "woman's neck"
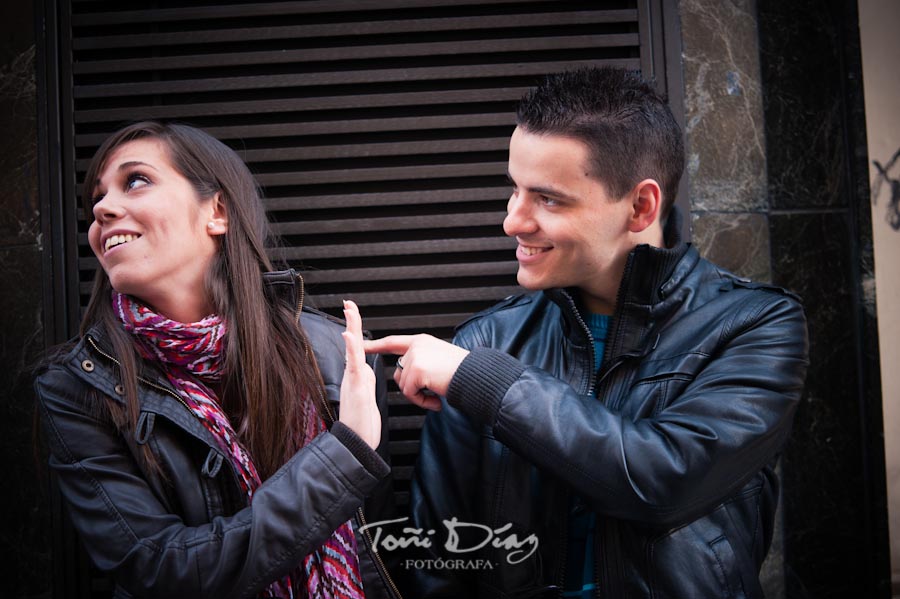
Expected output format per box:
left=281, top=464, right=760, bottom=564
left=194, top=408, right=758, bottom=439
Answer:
left=141, top=290, right=214, bottom=324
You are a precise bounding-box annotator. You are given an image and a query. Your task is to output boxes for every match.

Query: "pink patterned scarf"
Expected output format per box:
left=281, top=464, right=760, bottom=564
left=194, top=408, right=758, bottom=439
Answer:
left=113, top=292, right=365, bottom=599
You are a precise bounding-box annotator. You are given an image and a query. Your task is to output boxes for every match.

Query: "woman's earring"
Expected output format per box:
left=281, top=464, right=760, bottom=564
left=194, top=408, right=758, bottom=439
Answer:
left=207, top=222, right=215, bottom=229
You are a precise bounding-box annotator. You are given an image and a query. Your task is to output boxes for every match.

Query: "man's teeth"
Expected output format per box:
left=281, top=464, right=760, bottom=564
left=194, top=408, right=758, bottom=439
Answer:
left=105, top=234, right=139, bottom=252
left=520, top=246, right=548, bottom=256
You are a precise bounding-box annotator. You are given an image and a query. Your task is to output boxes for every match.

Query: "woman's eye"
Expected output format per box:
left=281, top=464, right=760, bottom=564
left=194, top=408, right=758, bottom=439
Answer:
left=125, top=174, right=151, bottom=191
left=91, top=192, right=105, bottom=206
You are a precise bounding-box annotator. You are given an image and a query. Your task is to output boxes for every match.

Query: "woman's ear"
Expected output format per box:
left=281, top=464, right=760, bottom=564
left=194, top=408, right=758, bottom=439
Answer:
left=627, top=179, right=662, bottom=233
left=206, top=193, right=228, bottom=236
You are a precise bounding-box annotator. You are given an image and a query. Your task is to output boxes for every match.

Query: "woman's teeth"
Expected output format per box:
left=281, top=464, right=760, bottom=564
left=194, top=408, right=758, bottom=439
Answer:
left=105, top=234, right=139, bottom=252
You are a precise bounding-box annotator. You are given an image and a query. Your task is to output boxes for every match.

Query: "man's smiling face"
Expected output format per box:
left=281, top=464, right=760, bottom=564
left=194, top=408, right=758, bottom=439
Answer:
left=503, top=126, right=637, bottom=314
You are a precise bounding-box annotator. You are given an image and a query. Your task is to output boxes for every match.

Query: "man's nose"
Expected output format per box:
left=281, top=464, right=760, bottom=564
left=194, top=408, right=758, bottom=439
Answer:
left=503, top=193, right=537, bottom=237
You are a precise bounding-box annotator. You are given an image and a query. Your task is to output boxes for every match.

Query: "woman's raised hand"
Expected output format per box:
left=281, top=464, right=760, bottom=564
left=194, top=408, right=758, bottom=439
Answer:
left=339, top=300, right=381, bottom=449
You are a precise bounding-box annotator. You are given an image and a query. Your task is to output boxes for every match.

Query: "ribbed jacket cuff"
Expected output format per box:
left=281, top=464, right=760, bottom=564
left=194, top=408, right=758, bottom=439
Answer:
left=330, top=421, right=391, bottom=480
left=446, top=348, right=525, bottom=427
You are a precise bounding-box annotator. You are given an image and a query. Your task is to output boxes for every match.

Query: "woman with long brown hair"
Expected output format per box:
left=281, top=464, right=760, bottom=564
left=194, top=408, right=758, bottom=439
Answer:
left=34, top=121, right=399, bottom=598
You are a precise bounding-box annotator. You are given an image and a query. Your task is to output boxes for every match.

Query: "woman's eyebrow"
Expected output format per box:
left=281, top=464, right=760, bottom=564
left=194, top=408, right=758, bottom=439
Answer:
left=117, top=160, right=159, bottom=172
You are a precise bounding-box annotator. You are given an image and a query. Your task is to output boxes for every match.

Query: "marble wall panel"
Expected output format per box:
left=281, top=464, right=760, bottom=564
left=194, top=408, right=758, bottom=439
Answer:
left=758, top=0, right=849, bottom=211
left=0, top=245, right=49, bottom=598
left=679, top=0, right=767, bottom=213
left=0, top=45, right=38, bottom=248
left=770, top=211, right=871, bottom=597
left=0, top=1, right=49, bottom=597
left=691, top=211, right=770, bottom=281
left=759, top=0, right=892, bottom=595
left=684, top=1, right=890, bottom=596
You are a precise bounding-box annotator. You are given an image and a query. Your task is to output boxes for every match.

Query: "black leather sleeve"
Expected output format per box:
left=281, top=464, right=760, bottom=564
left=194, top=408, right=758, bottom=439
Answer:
left=445, top=291, right=809, bottom=527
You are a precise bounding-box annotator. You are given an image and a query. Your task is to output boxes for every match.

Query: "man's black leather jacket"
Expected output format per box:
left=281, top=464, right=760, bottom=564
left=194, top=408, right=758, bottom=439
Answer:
left=35, top=271, right=400, bottom=599
left=408, top=223, right=809, bottom=598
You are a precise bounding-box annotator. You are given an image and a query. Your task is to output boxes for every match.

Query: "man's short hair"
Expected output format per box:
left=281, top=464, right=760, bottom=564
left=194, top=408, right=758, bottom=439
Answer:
left=516, top=67, right=685, bottom=218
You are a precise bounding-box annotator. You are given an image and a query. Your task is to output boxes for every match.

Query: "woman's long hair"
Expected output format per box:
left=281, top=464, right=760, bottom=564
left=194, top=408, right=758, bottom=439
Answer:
left=81, top=121, right=325, bottom=480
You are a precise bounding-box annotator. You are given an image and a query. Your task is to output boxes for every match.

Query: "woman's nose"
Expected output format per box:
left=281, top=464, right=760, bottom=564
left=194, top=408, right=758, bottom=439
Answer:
left=92, top=192, right=124, bottom=223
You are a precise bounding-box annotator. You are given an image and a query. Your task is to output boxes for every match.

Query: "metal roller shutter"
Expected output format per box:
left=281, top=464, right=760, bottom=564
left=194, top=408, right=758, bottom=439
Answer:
left=43, top=1, right=683, bottom=594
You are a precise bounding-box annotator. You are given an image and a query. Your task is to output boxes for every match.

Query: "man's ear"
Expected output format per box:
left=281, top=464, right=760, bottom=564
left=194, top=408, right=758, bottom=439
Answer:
left=627, top=179, right=662, bottom=233
left=206, top=193, right=228, bottom=236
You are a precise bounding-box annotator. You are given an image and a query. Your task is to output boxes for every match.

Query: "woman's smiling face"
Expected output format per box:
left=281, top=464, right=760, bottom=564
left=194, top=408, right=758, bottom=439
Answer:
left=87, top=137, right=225, bottom=321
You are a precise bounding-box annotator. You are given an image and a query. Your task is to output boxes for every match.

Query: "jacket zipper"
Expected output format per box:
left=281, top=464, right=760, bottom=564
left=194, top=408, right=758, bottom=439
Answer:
left=558, top=289, right=632, bottom=599
left=557, top=292, right=597, bottom=598
left=293, top=271, right=305, bottom=325
left=556, top=490, right=569, bottom=599
left=293, top=275, right=403, bottom=599
left=356, top=507, right=404, bottom=599
left=560, top=291, right=597, bottom=397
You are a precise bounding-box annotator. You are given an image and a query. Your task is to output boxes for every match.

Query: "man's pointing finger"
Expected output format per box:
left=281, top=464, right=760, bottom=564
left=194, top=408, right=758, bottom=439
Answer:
left=362, top=335, right=414, bottom=356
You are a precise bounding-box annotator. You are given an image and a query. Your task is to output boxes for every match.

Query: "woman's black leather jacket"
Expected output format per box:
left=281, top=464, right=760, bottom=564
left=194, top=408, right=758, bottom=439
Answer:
left=35, top=271, right=400, bottom=599
left=408, top=232, right=809, bottom=598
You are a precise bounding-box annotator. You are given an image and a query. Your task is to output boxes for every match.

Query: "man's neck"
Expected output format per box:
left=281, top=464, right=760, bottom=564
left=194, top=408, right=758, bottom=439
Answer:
left=577, top=290, right=616, bottom=317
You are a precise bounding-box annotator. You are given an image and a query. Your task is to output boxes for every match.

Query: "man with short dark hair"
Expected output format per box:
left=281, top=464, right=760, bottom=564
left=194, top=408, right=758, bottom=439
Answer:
left=365, top=67, right=808, bottom=598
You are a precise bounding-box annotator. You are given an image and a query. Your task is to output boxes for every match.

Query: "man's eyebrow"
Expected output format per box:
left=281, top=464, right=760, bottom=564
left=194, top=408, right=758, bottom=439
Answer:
left=507, top=171, right=578, bottom=201
left=529, top=185, right=575, bottom=200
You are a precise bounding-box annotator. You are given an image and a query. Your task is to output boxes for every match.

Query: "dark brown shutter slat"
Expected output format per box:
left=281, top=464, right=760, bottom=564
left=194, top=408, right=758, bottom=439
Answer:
left=361, top=313, right=476, bottom=331
left=280, top=236, right=517, bottom=260
left=240, top=138, right=509, bottom=162
left=74, top=59, right=640, bottom=99
left=75, top=34, right=640, bottom=75
left=255, top=162, right=508, bottom=186
left=74, top=10, right=637, bottom=50
left=76, top=113, right=515, bottom=146
left=264, top=187, right=510, bottom=211
left=301, top=262, right=518, bottom=284
left=76, top=163, right=508, bottom=186
left=388, top=415, right=426, bottom=432
left=74, top=87, right=530, bottom=123
left=76, top=138, right=509, bottom=170
left=81, top=263, right=519, bottom=296
left=272, top=212, right=507, bottom=236
left=392, top=464, right=414, bottom=476
left=389, top=441, right=421, bottom=456
left=316, top=286, right=521, bottom=309
left=79, top=237, right=518, bottom=269
left=72, top=0, right=553, bottom=26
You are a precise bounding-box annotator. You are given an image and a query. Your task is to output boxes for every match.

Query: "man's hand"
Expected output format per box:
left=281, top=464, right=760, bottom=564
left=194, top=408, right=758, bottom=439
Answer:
left=363, top=334, right=469, bottom=411
left=338, top=300, right=381, bottom=449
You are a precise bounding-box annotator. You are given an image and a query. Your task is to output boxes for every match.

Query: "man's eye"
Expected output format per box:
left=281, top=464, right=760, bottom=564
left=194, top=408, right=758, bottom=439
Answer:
left=540, top=196, right=559, bottom=207
left=125, top=174, right=151, bottom=191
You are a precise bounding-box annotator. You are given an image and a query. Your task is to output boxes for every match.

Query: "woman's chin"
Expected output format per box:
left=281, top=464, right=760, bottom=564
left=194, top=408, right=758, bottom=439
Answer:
left=106, top=276, right=147, bottom=303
